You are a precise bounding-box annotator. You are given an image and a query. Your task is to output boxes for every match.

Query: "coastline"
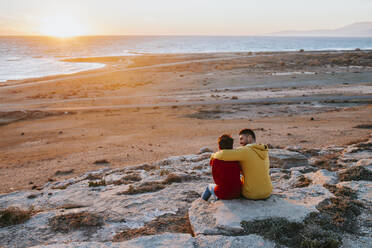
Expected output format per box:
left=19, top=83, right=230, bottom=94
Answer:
left=0, top=60, right=106, bottom=84
left=1, top=47, right=372, bottom=85
left=0, top=50, right=371, bottom=193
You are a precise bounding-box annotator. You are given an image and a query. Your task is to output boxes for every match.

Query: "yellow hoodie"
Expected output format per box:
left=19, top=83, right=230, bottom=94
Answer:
left=212, top=144, right=272, bottom=199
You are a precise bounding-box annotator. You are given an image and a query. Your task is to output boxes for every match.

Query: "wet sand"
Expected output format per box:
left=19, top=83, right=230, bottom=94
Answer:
left=0, top=50, right=371, bottom=193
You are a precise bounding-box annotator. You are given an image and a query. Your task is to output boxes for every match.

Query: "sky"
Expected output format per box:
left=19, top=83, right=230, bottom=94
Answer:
left=0, top=0, right=372, bottom=36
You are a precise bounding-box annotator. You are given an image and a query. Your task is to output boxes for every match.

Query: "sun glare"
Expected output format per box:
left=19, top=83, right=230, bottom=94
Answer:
left=40, top=15, right=86, bottom=38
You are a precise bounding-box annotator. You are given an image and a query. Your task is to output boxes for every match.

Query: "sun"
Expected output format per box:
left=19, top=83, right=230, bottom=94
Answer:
left=40, top=15, right=86, bottom=38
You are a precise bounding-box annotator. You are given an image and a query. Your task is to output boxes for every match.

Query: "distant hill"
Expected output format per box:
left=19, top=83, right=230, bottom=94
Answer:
left=270, top=22, right=372, bottom=37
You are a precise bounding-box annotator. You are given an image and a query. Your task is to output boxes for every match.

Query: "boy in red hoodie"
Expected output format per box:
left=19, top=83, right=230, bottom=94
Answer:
left=201, top=134, right=242, bottom=201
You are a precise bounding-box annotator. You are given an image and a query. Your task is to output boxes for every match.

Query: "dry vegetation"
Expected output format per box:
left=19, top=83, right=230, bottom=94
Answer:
left=293, top=175, right=312, bottom=188
left=241, top=216, right=341, bottom=248
left=320, top=184, right=364, bottom=232
left=0, top=207, right=34, bottom=227
left=159, top=169, right=170, bottom=176
left=113, top=208, right=193, bottom=242
left=311, top=153, right=344, bottom=171
left=242, top=182, right=367, bottom=248
left=88, top=180, right=106, bottom=187
left=195, top=51, right=372, bottom=72
left=161, top=51, right=372, bottom=74
left=117, top=173, right=199, bottom=195
left=113, top=173, right=142, bottom=185
left=120, top=182, right=166, bottom=195
left=49, top=212, right=103, bottom=232
left=338, top=166, right=372, bottom=181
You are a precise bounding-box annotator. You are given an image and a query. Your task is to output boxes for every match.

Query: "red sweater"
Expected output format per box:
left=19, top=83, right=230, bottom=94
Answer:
left=210, top=158, right=242, bottom=199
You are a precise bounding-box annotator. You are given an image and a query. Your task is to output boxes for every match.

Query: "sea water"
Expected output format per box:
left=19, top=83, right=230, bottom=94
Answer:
left=1, top=36, right=372, bottom=82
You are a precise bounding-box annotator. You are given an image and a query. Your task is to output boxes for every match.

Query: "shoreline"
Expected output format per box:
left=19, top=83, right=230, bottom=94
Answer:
left=1, top=49, right=372, bottom=85
left=0, top=61, right=107, bottom=85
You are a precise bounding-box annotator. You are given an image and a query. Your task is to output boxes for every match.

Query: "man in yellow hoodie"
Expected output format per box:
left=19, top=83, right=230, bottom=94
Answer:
left=212, top=129, right=272, bottom=200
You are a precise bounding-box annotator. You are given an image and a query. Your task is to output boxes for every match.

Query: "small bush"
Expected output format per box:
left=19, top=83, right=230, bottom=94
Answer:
left=88, top=180, right=106, bottom=187
left=0, top=207, right=33, bottom=227
left=118, top=182, right=166, bottom=195
left=159, top=169, right=170, bottom=176
left=192, top=165, right=204, bottom=170
left=323, top=184, right=357, bottom=199
left=311, top=153, right=343, bottom=171
left=162, top=173, right=197, bottom=185
left=317, top=197, right=363, bottom=232
left=113, top=209, right=192, bottom=242
left=338, top=166, right=372, bottom=181
left=162, top=173, right=183, bottom=184
left=293, top=176, right=312, bottom=188
left=113, top=173, right=142, bottom=185
left=49, top=212, right=103, bottom=232
left=241, top=217, right=341, bottom=248
left=318, top=185, right=364, bottom=233
left=85, top=174, right=103, bottom=180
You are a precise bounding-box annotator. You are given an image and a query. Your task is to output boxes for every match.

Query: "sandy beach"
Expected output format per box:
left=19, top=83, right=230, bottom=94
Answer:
left=0, top=50, right=371, bottom=193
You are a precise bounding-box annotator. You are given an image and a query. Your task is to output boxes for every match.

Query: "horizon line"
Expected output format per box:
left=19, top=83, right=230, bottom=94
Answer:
left=1, top=34, right=372, bottom=38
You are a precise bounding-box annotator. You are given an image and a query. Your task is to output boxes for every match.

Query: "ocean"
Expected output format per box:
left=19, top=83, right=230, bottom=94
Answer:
left=1, top=36, right=372, bottom=82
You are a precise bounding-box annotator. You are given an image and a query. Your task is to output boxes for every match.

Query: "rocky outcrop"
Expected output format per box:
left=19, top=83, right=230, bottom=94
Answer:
left=195, top=234, right=275, bottom=248
left=339, top=138, right=372, bottom=165
left=29, top=233, right=277, bottom=248
left=0, top=153, right=210, bottom=248
left=305, top=169, right=338, bottom=185
left=355, top=158, right=372, bottom=171
left=1, top=138, right=371, bottom=248
left=189, top=189, right=330, bottom=235
left=269, top=149, right=308, bottom=168
left=30, top=233, right=194, bottom=248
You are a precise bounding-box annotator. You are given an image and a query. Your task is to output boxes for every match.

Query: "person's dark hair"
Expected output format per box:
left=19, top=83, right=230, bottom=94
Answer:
left=239, top=129, right=256, bottom=141
left=218, top=134, right=234, bottom=150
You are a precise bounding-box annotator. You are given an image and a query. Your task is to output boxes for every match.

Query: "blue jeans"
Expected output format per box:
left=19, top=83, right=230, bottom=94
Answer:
left=201, top=184, right=218, bottom=201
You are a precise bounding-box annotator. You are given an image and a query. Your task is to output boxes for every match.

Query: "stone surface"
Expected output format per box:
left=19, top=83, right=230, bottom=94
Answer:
left=1, top=140, right=372, bottom=248
left=338, top=138, right=372, bottom=165
left=189, top=186, right=332, bottom=236
left=30, top=233, right=194, bottom=248
left=269, top=149, right=308, bottom=168
left=0, top=153, right=211, bottom=248
left=305, top=169, right=338, bottom=185
left=340, top=150, right=372, bottom=163
left=30, top=233, right=277, bottom=248
left=355, top=159, right=372, bottom=172
left=342, top=235, right=372, bottom=248
left=337, top=180, right=372, bottom=204
left=195, top=234, right=276, bottom=248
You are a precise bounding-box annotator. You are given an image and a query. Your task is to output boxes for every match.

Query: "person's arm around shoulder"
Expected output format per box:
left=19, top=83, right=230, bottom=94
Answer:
left=212, top=147, right=247, bottom=162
